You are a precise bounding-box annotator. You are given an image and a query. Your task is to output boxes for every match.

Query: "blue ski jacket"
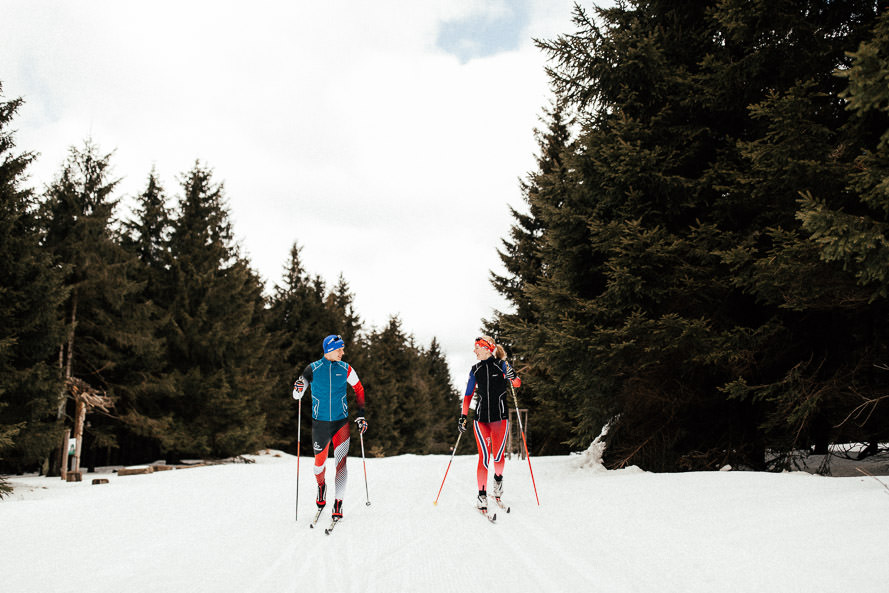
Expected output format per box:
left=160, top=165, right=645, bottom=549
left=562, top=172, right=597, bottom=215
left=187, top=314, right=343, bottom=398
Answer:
left=298, top=357, right=365, bottom=422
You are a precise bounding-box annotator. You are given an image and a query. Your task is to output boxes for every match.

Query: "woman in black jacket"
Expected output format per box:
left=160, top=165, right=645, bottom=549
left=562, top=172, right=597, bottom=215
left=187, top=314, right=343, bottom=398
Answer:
left=457, top=335, right=520, bottom=512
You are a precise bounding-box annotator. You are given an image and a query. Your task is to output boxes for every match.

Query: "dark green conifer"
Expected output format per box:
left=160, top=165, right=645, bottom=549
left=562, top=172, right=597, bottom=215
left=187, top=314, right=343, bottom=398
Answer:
left=112, top=170, right=175, bottom=463
left=264, top=243, right=340, bottom=452
left=38, top=140, right=156, bottom=471
left=420, top=338, right=460, bottom=453
left=490, top=100, right=577, bottom=455
left=495, top=1, right=882, bottom=469
left=163, top=162, right=275, bottom=459
left=0, top=86, right=65, bottom=488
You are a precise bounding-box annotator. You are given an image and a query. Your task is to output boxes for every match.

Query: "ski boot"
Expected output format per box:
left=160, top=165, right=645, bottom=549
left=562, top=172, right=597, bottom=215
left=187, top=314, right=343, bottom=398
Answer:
left=492, top=474, right=504, bottom=499
left=476, top=489, right=488, bottom=512
left=316, top=483, right=327, bottom=509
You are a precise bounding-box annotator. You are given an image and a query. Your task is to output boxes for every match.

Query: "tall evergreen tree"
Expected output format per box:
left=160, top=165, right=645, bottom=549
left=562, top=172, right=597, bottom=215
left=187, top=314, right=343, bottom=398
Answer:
left=496, top=0, right=882, bottom=470
left=791, top=9, right=889, bottom=451
left=0, top=85, right=65, bottom=486
left=265, top=243, right=340, bottom=452
left=419, top=338, right=460, bottom=453
left=326, top=275, right=362, bottom=348
left=359, top=317, right=416, bottom=456
left=709, top=1, right=885, bottom=461
left=112, top=169, right=175, bottom=464
left=489, top=100, right=577, bottom=454
left=38, top=140, right=155, bottom=472
left=121, top=168, right=172, bottom=288
left=357, top=318, right=455, bottom=456
left=162, top=162, right=276, bottom=459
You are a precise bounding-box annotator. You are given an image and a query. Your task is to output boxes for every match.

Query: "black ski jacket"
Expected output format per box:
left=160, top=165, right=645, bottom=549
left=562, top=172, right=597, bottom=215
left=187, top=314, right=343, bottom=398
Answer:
left=462, top=357, right=515, bottom=423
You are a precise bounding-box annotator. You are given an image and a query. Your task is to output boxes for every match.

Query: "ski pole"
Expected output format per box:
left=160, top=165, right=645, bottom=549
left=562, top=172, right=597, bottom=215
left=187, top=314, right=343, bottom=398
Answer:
left=509, top=384, right=540, bottom=505
left=296, top=397, right=302, bottom=521
left=359, top=429, right=371, bottom=506
left=433, top=431, right=462, bottom=505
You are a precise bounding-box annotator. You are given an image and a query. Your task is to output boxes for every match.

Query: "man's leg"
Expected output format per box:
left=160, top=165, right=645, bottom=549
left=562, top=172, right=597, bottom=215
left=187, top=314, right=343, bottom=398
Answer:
left=331, top=422, right=351, bottom=517
left=312, top=421, right=334, bottom=507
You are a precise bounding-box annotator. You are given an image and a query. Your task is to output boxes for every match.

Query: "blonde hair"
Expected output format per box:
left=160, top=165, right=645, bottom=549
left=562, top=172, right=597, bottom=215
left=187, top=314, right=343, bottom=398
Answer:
left=479, top=335, right=507, bottom=360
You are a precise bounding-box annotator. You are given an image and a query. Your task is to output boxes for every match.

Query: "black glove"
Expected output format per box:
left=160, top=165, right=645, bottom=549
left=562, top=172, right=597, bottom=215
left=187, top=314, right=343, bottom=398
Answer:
left=457, top=414, right=468, bottom=433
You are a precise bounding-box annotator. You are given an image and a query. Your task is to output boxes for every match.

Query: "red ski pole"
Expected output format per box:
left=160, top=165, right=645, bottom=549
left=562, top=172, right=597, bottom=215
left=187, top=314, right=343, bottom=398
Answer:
left=509, top=384, right=540, bottom=505
left=433, top=431, right=463, bottom=505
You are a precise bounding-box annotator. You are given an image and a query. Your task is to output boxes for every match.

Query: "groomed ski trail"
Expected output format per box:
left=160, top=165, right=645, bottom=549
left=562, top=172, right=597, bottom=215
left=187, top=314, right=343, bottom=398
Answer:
left=6, top=450, right=889, bottom=593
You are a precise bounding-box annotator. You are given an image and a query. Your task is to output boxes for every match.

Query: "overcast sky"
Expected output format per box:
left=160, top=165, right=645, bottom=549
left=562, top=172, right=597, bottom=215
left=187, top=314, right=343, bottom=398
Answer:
left=1, top=0, right=588, bottom=388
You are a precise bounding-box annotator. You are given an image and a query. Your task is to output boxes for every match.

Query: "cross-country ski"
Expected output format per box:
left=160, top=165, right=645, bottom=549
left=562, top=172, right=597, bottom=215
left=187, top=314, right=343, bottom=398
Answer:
left=477, top=508, right=497, bottom=523
left=494, top=497, right=511, bottom=513
left=323, top=517, right=340, bottom=535
left=308, top=507, right=324, bottom=529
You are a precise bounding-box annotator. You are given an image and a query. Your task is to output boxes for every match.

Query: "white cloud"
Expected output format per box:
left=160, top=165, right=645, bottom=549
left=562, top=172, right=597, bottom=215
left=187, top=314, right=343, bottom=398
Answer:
left=1, top=0, right=582, bottom=387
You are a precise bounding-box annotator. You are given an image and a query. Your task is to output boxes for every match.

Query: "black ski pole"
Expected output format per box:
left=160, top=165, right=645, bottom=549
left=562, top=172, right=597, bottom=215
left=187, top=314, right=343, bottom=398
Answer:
left=295, top=397, right=302, bottom=521
left=359, top=429, right=371, bottom=506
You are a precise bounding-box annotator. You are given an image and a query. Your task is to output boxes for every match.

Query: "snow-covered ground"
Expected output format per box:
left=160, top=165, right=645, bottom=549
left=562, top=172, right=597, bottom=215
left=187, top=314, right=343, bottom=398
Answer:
left=2, top=447, right=888, bottom=593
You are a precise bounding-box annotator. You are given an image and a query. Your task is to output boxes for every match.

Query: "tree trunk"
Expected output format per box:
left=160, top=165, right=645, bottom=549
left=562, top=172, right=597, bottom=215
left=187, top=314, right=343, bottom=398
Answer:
left=47, top=291, right=77, bottom=477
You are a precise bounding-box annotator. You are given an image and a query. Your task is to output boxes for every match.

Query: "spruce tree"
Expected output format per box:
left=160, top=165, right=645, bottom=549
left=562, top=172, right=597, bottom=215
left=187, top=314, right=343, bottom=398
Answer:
left=489, top=100, right=577, bottom=454
left=163, top=162, right=275, bottom=459
left=359, top=317, right=416, bottom=455
left=356, top=318, right=455, bottom=455
left=0, top=86, right=65, bottom=484
left=121, top=168, right=172, bottom=290
left=326, top=275, right=362, bottom=348
left=265, top=243, right=339, bottom=452
left=791, top=10, right=889, bottom=451
left=710, top=1, right=884, bottom=461
left=38, top=140, right=156, bottom=471
left=420, top=338, right=460, bottom=453
left=498, top=1, right=883, bottom=470
left=113, top=170, right=175, bottom=463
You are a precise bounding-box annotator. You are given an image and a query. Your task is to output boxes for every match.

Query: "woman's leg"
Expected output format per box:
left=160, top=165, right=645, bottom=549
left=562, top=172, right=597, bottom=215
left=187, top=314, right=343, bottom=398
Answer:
left=473, top=421, right=493, bottom=491
left=490, top=419, right=509, bottom=477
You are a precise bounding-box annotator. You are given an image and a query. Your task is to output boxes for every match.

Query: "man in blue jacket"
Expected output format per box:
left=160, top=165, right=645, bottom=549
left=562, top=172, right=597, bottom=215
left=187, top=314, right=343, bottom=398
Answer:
left=293, top=334, right=367, bottom=520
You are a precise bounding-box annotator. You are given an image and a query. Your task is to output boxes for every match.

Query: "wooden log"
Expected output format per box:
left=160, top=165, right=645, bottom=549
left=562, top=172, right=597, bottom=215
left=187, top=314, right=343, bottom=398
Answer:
left=91, top=478, right=109, bottom=485
left=117, top=466, right=154, bottom=476
left=174, top=463, right=206, bottom=469
left=65, top=471, right=82, bottom=482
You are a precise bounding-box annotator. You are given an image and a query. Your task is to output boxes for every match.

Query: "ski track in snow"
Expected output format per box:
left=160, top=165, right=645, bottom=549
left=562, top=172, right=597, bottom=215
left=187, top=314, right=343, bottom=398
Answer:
left=3, top=450, right=889, bottom=593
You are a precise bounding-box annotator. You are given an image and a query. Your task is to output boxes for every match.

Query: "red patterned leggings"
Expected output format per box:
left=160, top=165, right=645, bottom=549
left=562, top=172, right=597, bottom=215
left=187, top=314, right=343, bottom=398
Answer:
left=312, top=420, right=350, bottom=500
left=473, top=419, right=509, bottom=491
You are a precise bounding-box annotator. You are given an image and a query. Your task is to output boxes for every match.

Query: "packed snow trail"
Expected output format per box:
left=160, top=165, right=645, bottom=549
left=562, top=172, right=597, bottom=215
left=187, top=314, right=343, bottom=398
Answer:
left=3, top=451, right=889, bottom=593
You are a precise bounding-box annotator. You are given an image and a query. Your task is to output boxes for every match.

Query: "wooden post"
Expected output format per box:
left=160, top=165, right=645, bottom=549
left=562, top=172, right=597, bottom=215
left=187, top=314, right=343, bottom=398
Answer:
left=507, top=408, right=528, bottom=460
left=60, top=376, right=112, bottom=482
left=72, top=399, right=86, bottom=475
left=506, top=408, right=528, bottom=459
left=60, top=429, right=70, bottom=481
